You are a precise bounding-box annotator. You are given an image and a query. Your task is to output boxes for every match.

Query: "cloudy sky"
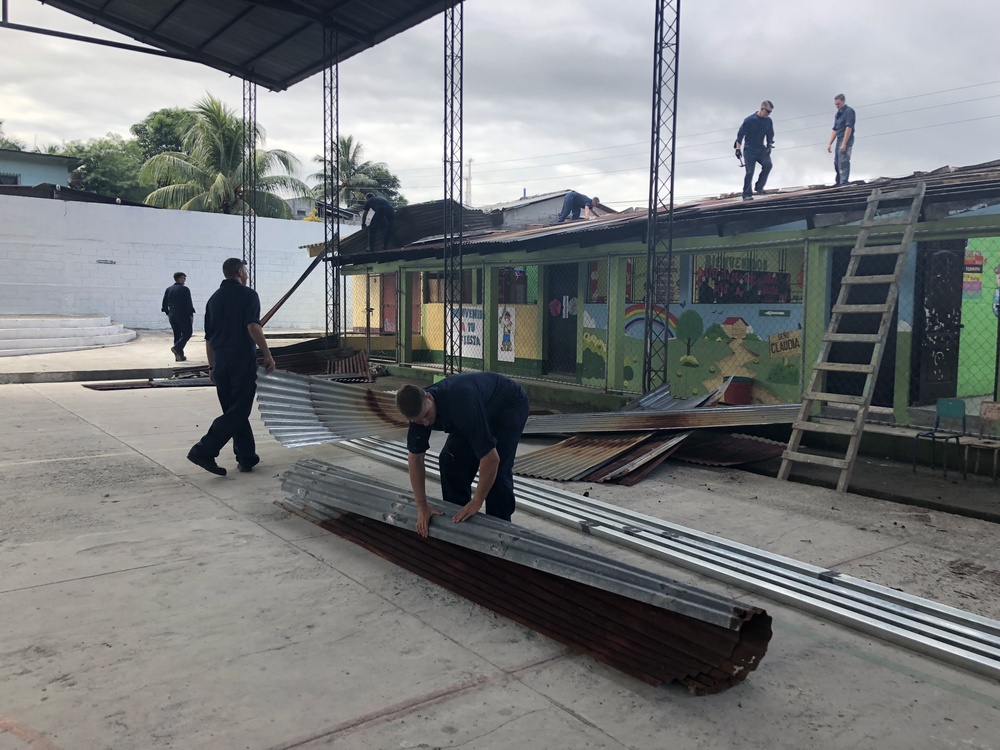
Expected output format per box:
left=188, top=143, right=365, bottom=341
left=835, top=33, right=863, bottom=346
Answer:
left=3, top=0, right=999, bottom=209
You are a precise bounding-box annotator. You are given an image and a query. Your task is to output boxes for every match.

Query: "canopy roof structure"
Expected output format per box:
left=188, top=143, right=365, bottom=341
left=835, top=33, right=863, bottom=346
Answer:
left=37, top=0, right=461, bottom=90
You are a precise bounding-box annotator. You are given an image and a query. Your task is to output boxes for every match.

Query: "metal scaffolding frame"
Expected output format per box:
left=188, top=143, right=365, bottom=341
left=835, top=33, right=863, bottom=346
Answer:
left=442, top=1, right=464, bottom=374
left=322, top=27, right=342, bottom=344
left=241, top=76, right=258, bottom=288
left=642, top=0, right=681, bottom=393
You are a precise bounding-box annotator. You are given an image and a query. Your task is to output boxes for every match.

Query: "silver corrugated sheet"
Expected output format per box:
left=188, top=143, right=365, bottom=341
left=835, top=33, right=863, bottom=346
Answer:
left=256, top=369, right=408, bottom=447
left=340, top=437, right=1000, bottom=682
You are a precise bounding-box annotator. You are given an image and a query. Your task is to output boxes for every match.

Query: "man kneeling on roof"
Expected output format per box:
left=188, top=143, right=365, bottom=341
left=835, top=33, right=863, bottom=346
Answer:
left=396, top=372, right=530, bottom=537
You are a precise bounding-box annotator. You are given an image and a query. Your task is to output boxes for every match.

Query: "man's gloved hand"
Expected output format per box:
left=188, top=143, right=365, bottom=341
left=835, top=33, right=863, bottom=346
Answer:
left=733, top=140, right=741, bottom=151
left=766, top=142, right=774, bottom=155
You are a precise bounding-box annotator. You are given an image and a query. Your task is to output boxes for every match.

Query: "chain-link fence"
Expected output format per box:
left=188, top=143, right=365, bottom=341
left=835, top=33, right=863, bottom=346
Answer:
left=341, top=270, right=400, bottom=361
left=804, top=235, right=1000, bottom=430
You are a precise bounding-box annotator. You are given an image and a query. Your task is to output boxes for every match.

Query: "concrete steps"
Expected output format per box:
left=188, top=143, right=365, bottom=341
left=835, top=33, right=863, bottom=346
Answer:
left=0, top=314, right=137, bottom=357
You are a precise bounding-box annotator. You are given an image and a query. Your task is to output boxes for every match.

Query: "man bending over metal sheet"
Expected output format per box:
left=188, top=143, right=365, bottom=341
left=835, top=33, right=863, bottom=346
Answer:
left=396, top=373, right=530, bottom=537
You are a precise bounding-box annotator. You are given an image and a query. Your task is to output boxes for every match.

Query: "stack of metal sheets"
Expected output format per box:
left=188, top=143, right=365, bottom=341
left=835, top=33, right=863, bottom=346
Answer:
left=280, top=459, right=773, bottom=694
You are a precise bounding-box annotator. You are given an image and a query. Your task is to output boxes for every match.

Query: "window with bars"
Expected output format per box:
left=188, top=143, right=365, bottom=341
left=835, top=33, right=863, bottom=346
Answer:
left=0, top=173, right=20, bottom=185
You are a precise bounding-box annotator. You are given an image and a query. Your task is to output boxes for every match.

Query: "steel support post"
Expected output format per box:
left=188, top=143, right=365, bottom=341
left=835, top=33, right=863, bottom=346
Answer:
left=642, top=0, right=681, bottom=393
left=443, top=2, right=464, bottom=374
left=241, top=76, right=258, bottom=288
left=322, top=27, right=341, bottom=345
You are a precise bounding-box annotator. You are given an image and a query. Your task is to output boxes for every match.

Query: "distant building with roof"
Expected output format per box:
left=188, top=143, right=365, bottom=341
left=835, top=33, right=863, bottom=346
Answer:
left=0, top=148, right=81, bottom=188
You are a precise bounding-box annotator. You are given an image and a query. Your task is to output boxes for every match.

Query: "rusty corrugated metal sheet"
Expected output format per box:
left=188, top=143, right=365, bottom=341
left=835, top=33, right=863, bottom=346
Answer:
left=513, top=432, right=655, bottom=480
left=582, top=432, right=691, bottom=483
left=279, top=459, right=772, bottom=694
left=523, top=404, right=798, bottom=435
left=671, top=432, right=787, bottom=466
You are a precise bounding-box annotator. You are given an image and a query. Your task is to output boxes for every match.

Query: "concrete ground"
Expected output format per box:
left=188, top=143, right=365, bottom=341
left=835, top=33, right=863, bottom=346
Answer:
left=1, top=335, right=998, bottom=749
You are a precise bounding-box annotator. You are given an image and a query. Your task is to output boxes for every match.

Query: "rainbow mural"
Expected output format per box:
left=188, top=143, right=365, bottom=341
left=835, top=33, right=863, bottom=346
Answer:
left=624, top=303, right=677, bottom=339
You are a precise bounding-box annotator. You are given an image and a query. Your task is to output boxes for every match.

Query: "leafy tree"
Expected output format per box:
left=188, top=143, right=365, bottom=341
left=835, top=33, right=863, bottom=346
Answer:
left=310, top=134, right=406, bottom=208
left=366, top=163, right=407, bottom=207
left=62, top=134, right=149, bottom=202
left=139, top=94, right=308, bottom=218
left=130, top=107, right=189, bottom=162
left=676, top=309, right=705, bottom=356
left=0, top=119, right=26, bottom=151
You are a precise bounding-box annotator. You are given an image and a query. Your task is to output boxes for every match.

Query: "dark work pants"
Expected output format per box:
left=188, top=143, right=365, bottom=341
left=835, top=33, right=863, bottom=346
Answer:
left=438, top=396, right=531, bottom=521
left=368, top=212, right=393, bottom=251
left=834, top=141, right=853, bottom=185
left=192, top=364, right=258, bottom=466
left=742, top=149, right=772, bottom=197
left=555, top=193, right=582, bottom=223
left=169, top=314, right=192, bottom=356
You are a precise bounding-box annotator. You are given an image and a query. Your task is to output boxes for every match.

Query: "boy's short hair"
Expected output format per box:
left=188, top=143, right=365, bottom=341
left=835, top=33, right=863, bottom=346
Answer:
left=834, top=93, right=846, bottom=102
left=173, top=271, right=186, bottom=282
left=396, top=384, right=426, bottom=419
left=222, top=257, right=246, bottom=279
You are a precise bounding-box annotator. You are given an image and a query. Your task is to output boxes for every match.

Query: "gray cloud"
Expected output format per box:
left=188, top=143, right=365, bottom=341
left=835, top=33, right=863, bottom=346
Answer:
left=3, top=0, right=999, bottom=208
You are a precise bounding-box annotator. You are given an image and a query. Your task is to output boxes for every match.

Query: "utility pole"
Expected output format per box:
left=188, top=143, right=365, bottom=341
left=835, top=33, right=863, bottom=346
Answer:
left=466, top=158, right=473, bottom=206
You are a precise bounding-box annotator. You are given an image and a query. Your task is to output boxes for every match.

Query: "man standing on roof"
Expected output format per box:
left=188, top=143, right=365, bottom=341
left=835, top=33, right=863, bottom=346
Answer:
left=734, top=100, right=775, bottom=201
left=555, top=191, right=599, bottom=223
left=161, top=271, right=195, bottom=362
left=395, top=372, right=530, bottom=537
left=827, top=94, right=856, bottom=186
left=362, top=192, right=395, bottom=252
left=187, top=257, right=276, bottom=477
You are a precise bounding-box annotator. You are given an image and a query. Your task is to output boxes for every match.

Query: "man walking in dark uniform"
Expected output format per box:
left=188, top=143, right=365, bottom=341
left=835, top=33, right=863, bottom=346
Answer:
left=396, top=372, right=530, bottom=537
left=362, top=192, right=395, bottom=252
left=734, top=100, right=775, bottom=201
left=187, top=258, right=276, bottom=477
left=161, top=271, right=195, bottom=361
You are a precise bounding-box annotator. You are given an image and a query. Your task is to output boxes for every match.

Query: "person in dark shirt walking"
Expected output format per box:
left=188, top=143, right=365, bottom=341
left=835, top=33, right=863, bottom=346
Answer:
left=362, top=192, right=395, bottom=252
left=161, top=271, right=195, bottom=361
left=734, top=100, right=775, bottom=201
left=187, top=258, right=276, bottom=477
left=396, top=372, right=531, bottom=537
left=827, top=94, right=856, bottom=186
left=555, top=191, right=599, bottom=223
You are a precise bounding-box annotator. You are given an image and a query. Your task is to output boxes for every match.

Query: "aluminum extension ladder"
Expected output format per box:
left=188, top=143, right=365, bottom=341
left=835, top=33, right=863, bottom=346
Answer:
left=779, top=183, right=927, bottom=492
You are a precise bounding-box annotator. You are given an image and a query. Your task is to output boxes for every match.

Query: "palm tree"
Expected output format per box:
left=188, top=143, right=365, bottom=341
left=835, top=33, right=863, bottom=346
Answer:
left=139, top=94, right=308, bottom=218
left=310, top=134, right=381, bottom=208
left=0, top=120, right=26, bottom=151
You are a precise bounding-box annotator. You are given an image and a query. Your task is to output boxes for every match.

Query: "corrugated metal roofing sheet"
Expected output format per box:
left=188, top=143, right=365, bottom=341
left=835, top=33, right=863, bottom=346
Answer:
left=280, top=458, right=772, bottom=693
left=522, top=404, right=798, bottom=435
left=513, top=432, right=656, bottom=481
left=40, top=1, right=462, bottom=91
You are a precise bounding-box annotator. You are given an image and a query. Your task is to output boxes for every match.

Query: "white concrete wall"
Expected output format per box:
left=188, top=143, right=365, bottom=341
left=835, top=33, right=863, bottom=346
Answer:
left=0, top=195, right=359, bottom=330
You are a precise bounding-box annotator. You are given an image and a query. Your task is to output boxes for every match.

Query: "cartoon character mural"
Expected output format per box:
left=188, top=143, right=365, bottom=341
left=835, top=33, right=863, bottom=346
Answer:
left=498, top=307, right=515, bottom=362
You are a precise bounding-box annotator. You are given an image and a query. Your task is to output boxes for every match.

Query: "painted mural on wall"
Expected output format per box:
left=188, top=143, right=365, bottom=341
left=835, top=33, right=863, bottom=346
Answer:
left=498, top=306, right=516, bottom=362
left=957, top=237, right=1000, bottom=398
left=616, top=250, right=805, bottom=400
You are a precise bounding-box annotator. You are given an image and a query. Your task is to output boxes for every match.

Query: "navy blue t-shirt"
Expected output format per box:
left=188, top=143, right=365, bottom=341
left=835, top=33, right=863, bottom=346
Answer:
left=161, top=282, right=194, bottom=317
left=833, top=105, right=856, bottom=146
left=203, top=278, right=261, bottom=369
left=736, top=113, right=775, bottom=152
left=363, top=195, right=395, bottom=216
left=406, top=372, right=528, bottom=459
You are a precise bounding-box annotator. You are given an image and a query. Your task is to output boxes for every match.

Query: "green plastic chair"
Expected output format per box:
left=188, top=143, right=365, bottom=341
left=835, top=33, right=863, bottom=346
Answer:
left=912, top=398, right=966, bottom=477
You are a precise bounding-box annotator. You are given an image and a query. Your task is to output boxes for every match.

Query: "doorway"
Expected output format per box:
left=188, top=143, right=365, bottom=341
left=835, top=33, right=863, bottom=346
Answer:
left=912, top=242, right=965, bottom=405
left=544, top=263, right=578, bottom=375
